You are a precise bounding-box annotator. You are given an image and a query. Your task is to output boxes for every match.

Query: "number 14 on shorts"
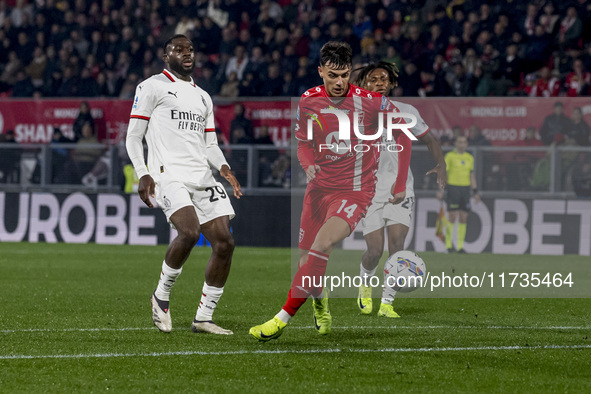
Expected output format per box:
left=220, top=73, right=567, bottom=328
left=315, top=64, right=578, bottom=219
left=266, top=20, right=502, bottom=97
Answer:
left=337, top=199, right=358, bottom=218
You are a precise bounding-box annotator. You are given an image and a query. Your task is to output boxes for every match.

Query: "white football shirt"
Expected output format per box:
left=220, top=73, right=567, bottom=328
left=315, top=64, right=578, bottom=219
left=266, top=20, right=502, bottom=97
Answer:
left=127, top=69, right=227, bottom=187
left=372, top=100, right=429, bottom=203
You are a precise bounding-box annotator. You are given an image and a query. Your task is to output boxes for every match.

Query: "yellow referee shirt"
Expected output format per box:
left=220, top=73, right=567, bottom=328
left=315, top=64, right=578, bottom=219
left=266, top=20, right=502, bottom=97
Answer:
left=445, top=150, right=474, bottom=186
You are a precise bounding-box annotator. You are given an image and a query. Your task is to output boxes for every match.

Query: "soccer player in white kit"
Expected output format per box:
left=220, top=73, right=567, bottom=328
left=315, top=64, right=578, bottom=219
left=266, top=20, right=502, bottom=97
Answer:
left=354, top=62, right=447, bottom=318
left=126, top=35, right=242, bottom=335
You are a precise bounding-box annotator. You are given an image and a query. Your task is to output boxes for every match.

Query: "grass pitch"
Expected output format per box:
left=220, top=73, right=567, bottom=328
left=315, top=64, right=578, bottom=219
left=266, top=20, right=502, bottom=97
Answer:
left=0, top=243, right=590, bottom=392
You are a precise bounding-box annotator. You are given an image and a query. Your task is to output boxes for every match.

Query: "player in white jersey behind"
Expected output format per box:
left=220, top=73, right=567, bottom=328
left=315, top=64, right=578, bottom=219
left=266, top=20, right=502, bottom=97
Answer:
left=125, top=35, right=242, bottom=335
left=354, top=62, right=447, bottom=317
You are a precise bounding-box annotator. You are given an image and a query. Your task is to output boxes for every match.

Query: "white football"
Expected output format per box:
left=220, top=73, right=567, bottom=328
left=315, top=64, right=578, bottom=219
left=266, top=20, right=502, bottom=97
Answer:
left=383, top=250, right=426, bottom=293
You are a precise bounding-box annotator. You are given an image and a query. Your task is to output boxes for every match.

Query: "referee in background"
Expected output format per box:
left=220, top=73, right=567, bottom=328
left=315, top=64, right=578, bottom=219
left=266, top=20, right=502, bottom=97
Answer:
left=438, top=135, right=480, bottom=253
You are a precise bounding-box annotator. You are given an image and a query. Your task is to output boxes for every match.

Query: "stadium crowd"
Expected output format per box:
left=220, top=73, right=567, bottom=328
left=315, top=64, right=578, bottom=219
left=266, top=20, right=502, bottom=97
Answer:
left=1, top=0, right=591, bottom=100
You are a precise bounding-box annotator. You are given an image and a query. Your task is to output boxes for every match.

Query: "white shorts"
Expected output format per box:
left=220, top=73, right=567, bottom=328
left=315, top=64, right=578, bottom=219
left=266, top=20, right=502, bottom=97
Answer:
left=155, top=179, right=235, bottom=226
left=361, top=196, right=414, bottom=235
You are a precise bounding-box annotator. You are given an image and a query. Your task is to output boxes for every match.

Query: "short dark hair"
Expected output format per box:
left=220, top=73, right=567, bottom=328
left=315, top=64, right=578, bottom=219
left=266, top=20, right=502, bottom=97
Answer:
left=353, top=61, right=399, bottom=88
left=319, top=41, right=352, bottom=69
left=163, top=34, right=191, bottom=52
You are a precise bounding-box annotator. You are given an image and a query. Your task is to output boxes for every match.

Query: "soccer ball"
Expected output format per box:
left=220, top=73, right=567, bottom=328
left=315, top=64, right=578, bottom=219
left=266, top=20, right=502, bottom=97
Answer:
left=383, top=250, right=426, bottom=293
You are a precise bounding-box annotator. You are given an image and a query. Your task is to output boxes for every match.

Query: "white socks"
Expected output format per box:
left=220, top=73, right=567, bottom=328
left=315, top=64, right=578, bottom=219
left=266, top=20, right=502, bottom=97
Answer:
left=360, top=262, right=377, bottom=286
left=154, top=261, right=182, bottom=301
left=195, top=283, right=224, bottom=321
left=360, top=262, right=396, bottom=304
left=381, top=286, right=397, bottom=305
left=276, top=309, right=292, bottom=324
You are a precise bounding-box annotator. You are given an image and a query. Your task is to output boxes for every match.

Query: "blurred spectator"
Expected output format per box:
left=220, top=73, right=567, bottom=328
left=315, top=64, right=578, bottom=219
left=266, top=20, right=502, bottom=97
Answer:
left=468, top=125, right=490, bottom=146
left=510, top=126, right=544, bottom=190
left=520, top=3, right=538, bottom=37
left=572, top=161, right=591, bottom=197
left=231, top=127, right=253, bottom=144
left=540, top=102, right=574, bottom=145
left=73, top=101, right=94, bottom=142
left=449, top=63, right=475, bottom=96
left=529, top=67, right=560, bottom=97
left=307, top=26, right=324, bottom=65
left=78, top=67, right=100, bottom=97
left=493, top=44, right=522, bottom=95
left=564, top=59, right=591, bottom=96
left=25, top=46, right=47, bottom=88
left=451, top=125, right=464, bottom=142
left=524, top=25, right=553, bottom=73
left=11, top=70, right=34, bottom=97
left=219, top=71, right=240, bottom=97
left=258, top=63, right=283, bottom=96
left=567, top=107, right=590, bottom=146
left=226, top=45, right=249, bottom=80
left=261, top=154, right=290, bottom=188
left=215, top=128, right=229, bottom=146
left=520, top=126, right=543, bottom=147
left=0, top=51, right=22, bottom=92
left=353, top=6, right=372, bottom=40
left=281, top=71, right=297, bottom=96
left=195, top=65, right=220, bottom=96
left=0, top=129, right=20, bottom=183
left=229, top=103, right=254, bottom=143
left=57, top=66, right=79, bottom=96
left=50, top=128, right=73, bottom=183
left=254, top=125, right=273, bottom=145
left=71, top=121, right=103, bottom=184
left=539, top=2, right=559, bottom=35
left=557, top=7, right=582, bottom=50
left=398, top=62, right=422, bottom=96
left=238, top=71, right=259, bottom=96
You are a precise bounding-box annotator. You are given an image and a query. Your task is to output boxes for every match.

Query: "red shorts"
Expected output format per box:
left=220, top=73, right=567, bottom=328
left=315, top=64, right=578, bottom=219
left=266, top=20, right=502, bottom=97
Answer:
left=298, top=186, right=373, bottom=250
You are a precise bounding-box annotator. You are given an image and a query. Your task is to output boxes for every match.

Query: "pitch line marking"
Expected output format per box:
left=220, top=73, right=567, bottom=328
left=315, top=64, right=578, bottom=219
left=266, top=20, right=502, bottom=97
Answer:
left=1, top=345, right=590, bottom=360
left=1, top=325, right=589, bottom=334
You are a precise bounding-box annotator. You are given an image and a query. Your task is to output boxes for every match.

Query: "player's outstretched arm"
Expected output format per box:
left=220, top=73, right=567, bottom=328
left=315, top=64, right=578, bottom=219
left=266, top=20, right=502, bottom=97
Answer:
left=220, top=164, right=242, bottom=199
left=421, top=132, right=447, bottom=190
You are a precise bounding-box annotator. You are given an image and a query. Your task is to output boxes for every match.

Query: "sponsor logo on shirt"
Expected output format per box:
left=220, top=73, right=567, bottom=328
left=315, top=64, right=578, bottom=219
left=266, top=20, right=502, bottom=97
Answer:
left=170, top=110, right=206, bottom=133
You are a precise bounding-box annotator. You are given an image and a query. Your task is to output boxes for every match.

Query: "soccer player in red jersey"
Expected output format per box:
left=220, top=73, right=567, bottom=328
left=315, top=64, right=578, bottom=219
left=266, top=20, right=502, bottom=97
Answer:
left=249, top=42, right=412, bottom=341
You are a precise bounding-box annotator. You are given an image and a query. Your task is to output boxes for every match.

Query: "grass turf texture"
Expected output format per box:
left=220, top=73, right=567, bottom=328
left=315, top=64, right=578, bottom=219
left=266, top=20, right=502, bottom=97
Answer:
left=0, top=243, right=589, bottom=392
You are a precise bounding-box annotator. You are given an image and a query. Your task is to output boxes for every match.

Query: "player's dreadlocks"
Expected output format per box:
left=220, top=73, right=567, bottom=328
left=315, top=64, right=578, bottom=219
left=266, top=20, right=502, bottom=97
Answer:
left=353, top=61, right=400, bottom=91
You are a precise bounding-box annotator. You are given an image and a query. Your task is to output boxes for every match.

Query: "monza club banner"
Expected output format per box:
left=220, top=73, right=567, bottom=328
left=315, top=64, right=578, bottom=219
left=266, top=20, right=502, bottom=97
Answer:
left=1, top=98, right=591, bottom=146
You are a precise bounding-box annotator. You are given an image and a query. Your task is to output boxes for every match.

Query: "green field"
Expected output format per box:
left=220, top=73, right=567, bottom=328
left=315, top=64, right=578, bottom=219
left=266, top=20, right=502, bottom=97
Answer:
left=0, top=243, right=590, bottom=392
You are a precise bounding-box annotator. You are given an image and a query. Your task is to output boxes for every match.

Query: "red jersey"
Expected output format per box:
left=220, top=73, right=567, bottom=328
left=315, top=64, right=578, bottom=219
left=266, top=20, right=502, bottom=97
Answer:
left=565, top=72, right=591, bottom=97
left=530, top=77, right=560, bottom=97
left=295, top=84, right=411, bottom=193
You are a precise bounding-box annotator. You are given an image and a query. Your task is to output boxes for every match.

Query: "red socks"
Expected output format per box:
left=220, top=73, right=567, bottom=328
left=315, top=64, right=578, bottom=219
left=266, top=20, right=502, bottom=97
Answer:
left=282, top=250, right=329, bottom=316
